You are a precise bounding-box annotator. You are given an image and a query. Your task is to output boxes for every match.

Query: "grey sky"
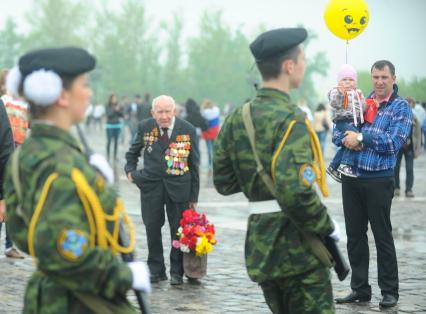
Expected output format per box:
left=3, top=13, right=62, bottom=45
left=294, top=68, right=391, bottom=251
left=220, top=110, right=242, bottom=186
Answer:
left=1, top=0, right=425, bottom=101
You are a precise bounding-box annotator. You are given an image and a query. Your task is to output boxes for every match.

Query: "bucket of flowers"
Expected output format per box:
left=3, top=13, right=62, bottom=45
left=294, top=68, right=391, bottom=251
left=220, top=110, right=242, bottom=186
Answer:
left=172, top=208, right=217, bottom=279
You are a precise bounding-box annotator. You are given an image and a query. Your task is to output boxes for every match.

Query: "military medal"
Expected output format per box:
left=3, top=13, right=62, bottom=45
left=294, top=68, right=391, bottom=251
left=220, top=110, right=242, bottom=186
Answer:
left=147, top=146, right=153, bottom=153
left=164, top=134, right=192, bottom=176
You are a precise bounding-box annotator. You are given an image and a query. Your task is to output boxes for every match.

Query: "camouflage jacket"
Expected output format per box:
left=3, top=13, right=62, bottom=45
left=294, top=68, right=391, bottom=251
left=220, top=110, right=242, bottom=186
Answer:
left=213, top=88, right=334, bottom=283
left=5, top=123, right=136, bottom=314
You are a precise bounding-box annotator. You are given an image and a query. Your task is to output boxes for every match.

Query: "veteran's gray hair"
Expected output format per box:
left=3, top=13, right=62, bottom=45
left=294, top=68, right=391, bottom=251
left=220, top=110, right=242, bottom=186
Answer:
left=151, top=95, right=176, bottom=110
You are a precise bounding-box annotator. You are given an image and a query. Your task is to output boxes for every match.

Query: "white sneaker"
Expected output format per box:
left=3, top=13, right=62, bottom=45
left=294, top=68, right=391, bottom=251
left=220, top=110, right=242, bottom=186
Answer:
left=326, top=166, right=342, bottom=183
left=337, top=164, right=357, bottom=178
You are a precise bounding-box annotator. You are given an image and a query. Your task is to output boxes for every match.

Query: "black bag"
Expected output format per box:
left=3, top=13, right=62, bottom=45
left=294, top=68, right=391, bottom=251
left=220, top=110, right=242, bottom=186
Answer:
left=324, top=236, right=350, bottom=281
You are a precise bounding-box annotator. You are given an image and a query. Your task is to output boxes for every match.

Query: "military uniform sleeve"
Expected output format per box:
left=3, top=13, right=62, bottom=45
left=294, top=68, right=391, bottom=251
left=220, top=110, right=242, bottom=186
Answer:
left=213, top=115, right=241, bottom=195
left=274, top=120, right=333, bottom=237
left=31, top=174, right=133, bottom=300
left=124, top=121, right=145, bottom=174
left=4, top=168, right=29, bottom=250
left=188, top=126, right=200, bottom=202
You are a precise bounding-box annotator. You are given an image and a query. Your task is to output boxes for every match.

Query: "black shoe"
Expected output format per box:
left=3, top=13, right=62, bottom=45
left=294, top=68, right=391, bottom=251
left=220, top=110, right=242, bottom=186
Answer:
left=405, top=190, right=415, bottom=198
left=150, top=273, right=167, bottom=283
left=186, top=276, right=201, bottom=285
left=379, top=294, right=398, bottom=308
left=170, top=275, right=183, bottom=285
left=335, top=291, right=371, bottom=304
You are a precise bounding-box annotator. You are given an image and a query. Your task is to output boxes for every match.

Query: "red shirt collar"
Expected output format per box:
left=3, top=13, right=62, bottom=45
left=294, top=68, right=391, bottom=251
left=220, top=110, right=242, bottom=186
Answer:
left=372, top=91, right=393, bottom=104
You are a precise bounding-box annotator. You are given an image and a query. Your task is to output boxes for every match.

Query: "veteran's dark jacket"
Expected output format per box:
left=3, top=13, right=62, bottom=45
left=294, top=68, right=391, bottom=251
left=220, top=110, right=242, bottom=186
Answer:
left=125, top=117, right=200, bottom=203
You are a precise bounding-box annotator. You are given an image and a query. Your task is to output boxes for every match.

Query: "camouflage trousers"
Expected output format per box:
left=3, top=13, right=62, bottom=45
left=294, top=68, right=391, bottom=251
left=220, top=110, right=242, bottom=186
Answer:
left=259, top=267, right=334, bottom=314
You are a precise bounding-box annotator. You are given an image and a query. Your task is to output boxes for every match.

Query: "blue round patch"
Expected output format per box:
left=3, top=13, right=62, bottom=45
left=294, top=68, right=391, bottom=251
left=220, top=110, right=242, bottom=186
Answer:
left=57, top=229, right=88, bottom=261
left=300, top=164, right=316, bottom=187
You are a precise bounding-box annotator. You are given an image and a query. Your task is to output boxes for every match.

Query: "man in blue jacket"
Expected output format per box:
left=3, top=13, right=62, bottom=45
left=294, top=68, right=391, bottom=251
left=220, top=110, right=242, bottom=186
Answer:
left=334, top=60, right=412, bottom=308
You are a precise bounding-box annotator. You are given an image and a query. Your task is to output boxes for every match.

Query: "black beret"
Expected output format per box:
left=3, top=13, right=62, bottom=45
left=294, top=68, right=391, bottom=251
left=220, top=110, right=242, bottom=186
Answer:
left=19, top=47, right=96, bottom=78
left=250, top=28, right=307, bottom=62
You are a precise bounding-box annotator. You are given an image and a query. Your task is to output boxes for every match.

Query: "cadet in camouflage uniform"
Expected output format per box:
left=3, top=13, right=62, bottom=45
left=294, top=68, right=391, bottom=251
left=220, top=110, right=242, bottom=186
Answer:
left=4, top=47, right=150, bottom=313
left=213, top=28, right=337, bottom=313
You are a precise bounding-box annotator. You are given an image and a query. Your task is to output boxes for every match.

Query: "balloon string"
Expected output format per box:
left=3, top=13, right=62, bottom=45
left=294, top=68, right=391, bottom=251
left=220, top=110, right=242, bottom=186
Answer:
left=346, top=40, right=349, bottom=63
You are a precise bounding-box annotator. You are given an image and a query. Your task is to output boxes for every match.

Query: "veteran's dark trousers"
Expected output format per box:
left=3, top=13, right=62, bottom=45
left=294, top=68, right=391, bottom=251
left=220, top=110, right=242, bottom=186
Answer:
left=342, top=176, right=399, bottom=298
left=140, top=183, right=188, bottom=277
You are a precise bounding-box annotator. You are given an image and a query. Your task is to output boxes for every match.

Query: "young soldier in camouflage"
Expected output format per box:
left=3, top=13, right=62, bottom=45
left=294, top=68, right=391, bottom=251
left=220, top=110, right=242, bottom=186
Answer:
left=4, top=47, right=150, bottom=313
left=213, top=28, right=337, bottom=313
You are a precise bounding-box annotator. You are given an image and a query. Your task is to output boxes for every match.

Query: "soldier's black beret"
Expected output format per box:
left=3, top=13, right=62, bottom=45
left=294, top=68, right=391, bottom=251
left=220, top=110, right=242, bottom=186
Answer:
left=19, top=47, right=96, bottom=78
left=250, top=28, right=307, bottom=62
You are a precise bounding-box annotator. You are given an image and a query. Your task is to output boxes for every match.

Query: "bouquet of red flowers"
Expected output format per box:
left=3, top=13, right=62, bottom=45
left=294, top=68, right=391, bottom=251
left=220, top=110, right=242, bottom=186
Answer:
left=172, top=209, right=217, bottom=256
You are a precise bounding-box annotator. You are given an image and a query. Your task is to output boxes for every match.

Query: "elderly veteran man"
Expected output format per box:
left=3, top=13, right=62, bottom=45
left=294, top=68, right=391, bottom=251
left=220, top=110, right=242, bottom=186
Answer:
left=213, top=28, right=338, bottom=313
left=125, top=95, right=200, bottom=285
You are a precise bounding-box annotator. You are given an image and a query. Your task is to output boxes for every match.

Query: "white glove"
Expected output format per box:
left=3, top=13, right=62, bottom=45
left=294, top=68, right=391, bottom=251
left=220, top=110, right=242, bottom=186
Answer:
left=128, top=261, right=151, bottom=293
left=89, top=153, right=114, bottom=184
left=329, top=218, right=341, bottom=242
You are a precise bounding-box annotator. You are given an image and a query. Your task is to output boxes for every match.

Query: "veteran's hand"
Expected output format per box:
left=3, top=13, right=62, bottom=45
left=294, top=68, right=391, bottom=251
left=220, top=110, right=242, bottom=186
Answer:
left=343, top=131, right=361, bottom=150
left=188, top=202, right=197, bottom=210
left=127, top=172, right=134, bottom=183
left=0, top=200, right=6, bottom=222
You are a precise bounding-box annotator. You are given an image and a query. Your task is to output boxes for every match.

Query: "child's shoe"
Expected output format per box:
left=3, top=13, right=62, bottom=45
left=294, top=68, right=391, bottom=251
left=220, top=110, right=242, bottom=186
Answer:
left=337, top=164, right=357, bottom=178
left=326, top=166, right=342, bottom=183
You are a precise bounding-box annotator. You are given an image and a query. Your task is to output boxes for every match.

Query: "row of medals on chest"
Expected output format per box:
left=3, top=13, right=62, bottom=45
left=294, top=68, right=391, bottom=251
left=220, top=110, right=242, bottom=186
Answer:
left=143, top=129, right=190, bottom=175
left=165, top=140, right=191, bottom=175
left=144, top=128, right=159, bottom=152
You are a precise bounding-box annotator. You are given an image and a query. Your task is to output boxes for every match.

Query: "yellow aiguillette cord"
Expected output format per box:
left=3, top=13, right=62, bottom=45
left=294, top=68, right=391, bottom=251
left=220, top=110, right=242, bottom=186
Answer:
left=271, top=119, right=329, bottom=198
left=71, top=168, right=136, bottom=254
left=305, top=119, right=329, bottom=197
left=28, top=173, right=59, bottom=258
left=27, top=168, right=136, bottom=260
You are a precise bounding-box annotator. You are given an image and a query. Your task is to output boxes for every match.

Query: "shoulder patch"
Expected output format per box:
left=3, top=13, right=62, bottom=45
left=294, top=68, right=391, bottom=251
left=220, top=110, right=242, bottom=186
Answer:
left=299, top=164, right=316, bottom=188
left=57, top=229, right=88, bottom=261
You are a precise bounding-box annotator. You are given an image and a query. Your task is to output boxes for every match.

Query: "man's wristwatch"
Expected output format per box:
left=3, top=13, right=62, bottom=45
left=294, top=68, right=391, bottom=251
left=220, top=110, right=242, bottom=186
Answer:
left=356, top=133, right=363, bottom=143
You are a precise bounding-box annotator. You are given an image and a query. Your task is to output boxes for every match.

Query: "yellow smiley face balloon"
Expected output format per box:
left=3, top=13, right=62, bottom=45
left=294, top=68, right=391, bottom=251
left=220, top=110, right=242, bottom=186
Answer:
left=324, top=0, right=370, bottom=40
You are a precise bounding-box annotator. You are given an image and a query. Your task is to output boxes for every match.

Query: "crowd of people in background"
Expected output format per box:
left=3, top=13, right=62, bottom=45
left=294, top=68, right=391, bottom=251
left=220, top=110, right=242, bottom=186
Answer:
left=83, top=93, right=225, bottom=168
left=80, top=88, right=426, bottom=183
left=1, top=58, right=426, bottom=312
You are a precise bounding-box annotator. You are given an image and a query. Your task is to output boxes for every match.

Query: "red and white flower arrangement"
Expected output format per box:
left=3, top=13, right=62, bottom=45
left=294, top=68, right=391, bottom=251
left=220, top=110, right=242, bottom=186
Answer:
left=172, top=209, right=217, bottom=256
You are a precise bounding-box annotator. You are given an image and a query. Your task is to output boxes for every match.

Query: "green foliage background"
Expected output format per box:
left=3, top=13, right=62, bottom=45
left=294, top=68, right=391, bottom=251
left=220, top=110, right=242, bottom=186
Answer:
left=1, top=0, right=424, bottom=108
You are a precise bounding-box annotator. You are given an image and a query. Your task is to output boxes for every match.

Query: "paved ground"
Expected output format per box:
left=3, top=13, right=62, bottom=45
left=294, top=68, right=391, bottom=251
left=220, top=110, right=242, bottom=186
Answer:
left=1, top=125, right=426, bottom=314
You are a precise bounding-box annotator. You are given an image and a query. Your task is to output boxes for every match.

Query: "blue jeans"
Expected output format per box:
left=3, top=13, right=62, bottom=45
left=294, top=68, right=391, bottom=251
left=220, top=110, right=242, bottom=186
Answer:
left=330, top=120, right=359, bottom=170
left=394, top=148, right=414, bottom=192
left=106, top=127, right=122, bottom=160
left=0, top=223, right=13, bottom=249
left=205, top=140, right=214, bottom=167
left=316, top=131, right=327, bottom=154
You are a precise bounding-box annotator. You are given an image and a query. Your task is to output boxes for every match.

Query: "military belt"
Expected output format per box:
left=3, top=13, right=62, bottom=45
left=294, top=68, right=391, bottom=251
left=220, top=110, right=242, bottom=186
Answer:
left=248, top=200, right=281, bottom=214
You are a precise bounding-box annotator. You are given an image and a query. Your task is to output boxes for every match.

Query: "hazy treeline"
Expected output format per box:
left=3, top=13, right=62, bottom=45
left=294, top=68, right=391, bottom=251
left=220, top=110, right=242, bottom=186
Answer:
left=0, top=0, right=424, bottom=107
left=0, top=0, right=330, bottom=107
